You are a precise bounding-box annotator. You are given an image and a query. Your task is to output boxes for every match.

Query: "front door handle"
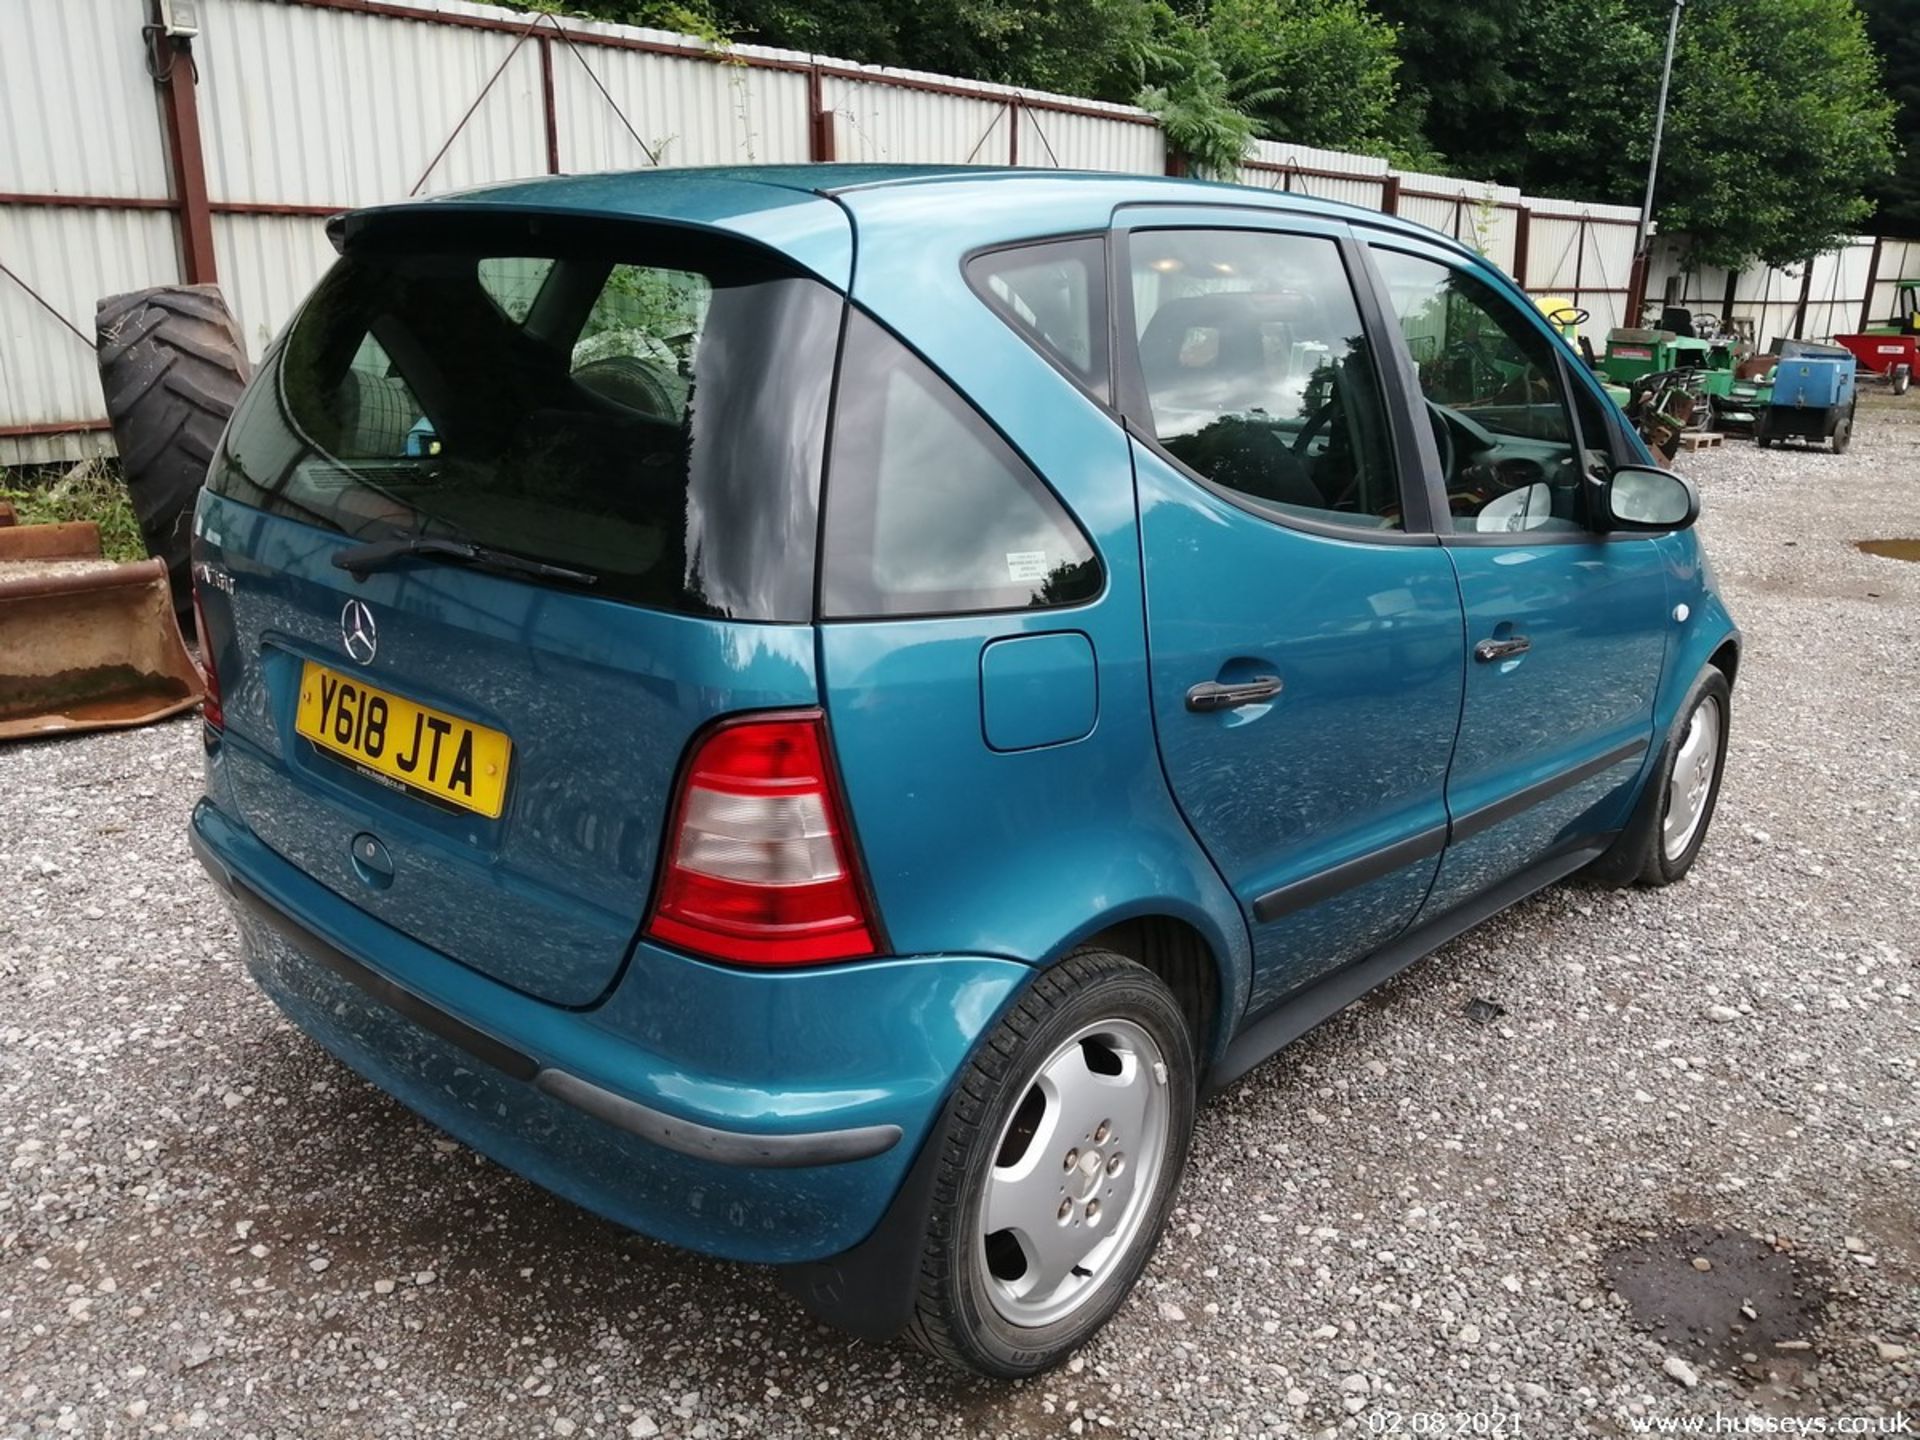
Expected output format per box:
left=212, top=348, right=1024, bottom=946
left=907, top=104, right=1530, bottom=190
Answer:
left=1185, top=675, right=1284, bottom=712
left=1474, top=635, right=1532, bottom=663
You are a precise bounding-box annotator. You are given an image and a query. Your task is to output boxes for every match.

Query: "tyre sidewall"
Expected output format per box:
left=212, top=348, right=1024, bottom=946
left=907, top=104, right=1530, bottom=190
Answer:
left=939, top=962, right=1196, bottom=1376
left=1643, top=666, right=1732, bottom=884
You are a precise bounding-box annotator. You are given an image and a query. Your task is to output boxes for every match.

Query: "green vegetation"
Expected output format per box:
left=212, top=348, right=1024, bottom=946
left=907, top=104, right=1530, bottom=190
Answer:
left=1862, top=0, right=1920, bottom=231
left=1, top=461, right=145, bottom=563
left=503, top=0, right=1908, bottom=269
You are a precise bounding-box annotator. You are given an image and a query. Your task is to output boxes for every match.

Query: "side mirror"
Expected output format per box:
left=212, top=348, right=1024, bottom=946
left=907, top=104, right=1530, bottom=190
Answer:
left=1605, top=465, right=1699, bottom=532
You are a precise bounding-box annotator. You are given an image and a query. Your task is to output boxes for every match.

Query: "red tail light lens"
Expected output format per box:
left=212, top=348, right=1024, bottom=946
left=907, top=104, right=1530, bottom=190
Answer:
left=191, top=576, right=224, bottom=732
left=645, top=712, right=879, bottom=966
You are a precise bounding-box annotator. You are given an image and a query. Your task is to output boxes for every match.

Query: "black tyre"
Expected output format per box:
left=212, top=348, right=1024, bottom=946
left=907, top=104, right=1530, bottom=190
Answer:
left=1587, top=666, right=1731, bottom=888
left=95, top=285, right=252, bottom=618
left=1832, top=414, right=1853, bottom=455
left=1892, top=367, right=1911, bottom=397
left=905, top=950, right=1197, bottom=1378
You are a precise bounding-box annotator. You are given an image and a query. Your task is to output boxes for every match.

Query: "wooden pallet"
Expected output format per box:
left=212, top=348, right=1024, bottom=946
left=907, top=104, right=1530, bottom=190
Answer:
left=1677, top=431, right=1724, bottom=450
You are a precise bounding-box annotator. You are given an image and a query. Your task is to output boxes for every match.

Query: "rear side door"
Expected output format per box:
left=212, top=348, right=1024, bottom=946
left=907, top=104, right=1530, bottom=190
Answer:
left=1361, top=237, right=1670, bottom=913
left=1116, top=210, right=1467, bottom=1016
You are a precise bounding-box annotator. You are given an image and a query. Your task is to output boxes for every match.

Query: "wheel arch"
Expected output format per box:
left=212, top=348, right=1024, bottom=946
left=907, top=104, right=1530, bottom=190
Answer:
left=1708, top=634, right=1740, bottom=688
left=1050, top=904, right=1246, bottom=1071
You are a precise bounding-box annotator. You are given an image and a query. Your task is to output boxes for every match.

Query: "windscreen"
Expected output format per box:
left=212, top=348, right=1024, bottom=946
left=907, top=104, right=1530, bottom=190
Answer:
left=212, top=221, right=843, bottom=621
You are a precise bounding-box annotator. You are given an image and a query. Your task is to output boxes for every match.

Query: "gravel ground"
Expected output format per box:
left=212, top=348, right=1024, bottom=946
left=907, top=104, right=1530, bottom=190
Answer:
left=3, top=400, right=1917, bottom=1438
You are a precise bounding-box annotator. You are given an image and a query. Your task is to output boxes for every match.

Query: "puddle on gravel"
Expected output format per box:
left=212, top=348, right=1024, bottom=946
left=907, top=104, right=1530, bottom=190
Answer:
left=1856, top=538, right=1920, bottom=561
left=1604, top=1226, right=1829, bottom=1371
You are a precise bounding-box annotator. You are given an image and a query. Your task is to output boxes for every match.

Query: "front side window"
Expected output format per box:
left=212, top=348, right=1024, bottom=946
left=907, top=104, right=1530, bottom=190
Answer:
left=1370, top=247, right=1596, bottom=535
left=821, top=312, right=1101, bottom=618
left=1127, top=228, right=1403, bottom=531
left=215, top=223, right=841, bottom=619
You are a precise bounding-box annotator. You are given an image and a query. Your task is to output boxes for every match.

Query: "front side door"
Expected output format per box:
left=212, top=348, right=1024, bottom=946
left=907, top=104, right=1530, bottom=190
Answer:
left=1362, top=239, right=1671, bottom=914
left=1117, top=212, right=1466, bottom=1017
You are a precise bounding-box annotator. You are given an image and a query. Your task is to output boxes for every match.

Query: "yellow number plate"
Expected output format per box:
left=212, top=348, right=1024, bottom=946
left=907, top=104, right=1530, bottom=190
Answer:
left=295, top=660, right=512, bottom=819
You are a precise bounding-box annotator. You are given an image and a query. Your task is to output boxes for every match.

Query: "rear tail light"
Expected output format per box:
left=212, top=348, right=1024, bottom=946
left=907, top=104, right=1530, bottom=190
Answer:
left=191, top=573, right=224, bottom=732
left=645, top=712, right=879, bottom=967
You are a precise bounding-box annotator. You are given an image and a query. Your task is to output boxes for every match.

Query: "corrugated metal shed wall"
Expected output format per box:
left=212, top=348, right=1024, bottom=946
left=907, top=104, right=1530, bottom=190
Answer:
left=554, top=45, right=810, bottom=171
left=1, top=0, right=174, bottom=199
left=1647, top=236, right=1904, bottom=348
left=212, top=214, right=339, bottom=356
left=200, top=0, right=547, bottom=205
left=5, top=0, right=1918, bottom=466
left=1862, top=237, right=1920, bottom=333
left=1522, top=200, right=1641, bottom=336
left=1014, top=108, right=1162, bottom=174
left=825, top=77, right=1010, bottom=165
left=1240, top=141, right=1388, bottom=213
left=1391, top=171, right=1523, bottom=276
left=0, top=204, right=179, bottom=464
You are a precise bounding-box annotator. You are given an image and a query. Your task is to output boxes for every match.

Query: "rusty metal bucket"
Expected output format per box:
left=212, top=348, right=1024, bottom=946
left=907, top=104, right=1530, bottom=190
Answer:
left=0, top=514, right=204, bottom=741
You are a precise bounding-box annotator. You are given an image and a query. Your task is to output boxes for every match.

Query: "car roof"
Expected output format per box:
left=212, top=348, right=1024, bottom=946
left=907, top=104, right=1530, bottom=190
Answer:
left=342, top=164, right=1485, bottom=291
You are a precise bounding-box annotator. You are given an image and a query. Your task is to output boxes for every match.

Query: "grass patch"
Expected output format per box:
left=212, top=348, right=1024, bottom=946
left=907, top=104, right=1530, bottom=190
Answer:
left=1, top=460, right=146, bottom=563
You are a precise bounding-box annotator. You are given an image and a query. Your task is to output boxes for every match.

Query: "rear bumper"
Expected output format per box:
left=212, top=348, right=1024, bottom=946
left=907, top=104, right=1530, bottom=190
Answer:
left=189, top=797, right=1029, bottom=1265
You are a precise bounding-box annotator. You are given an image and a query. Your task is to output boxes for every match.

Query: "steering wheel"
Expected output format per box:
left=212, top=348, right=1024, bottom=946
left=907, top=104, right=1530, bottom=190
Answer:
left=1544, top=304, right=1591, bottom=328
left=1291, top=396, right=1337, bottom=456
left=1425, top=399, right=1456, bottom=480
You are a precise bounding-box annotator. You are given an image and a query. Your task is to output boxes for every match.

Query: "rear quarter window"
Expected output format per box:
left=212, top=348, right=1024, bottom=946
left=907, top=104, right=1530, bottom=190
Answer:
left=820, top=312, right=1101, bottom=619
left=966, top=236, right=1109, bottom=401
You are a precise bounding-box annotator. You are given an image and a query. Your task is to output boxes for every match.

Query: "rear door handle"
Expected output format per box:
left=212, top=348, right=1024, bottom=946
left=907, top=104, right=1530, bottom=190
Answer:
left=1185, top=675, right=1283, bottom=712
left=1474, top=635, right=1532, bottom=662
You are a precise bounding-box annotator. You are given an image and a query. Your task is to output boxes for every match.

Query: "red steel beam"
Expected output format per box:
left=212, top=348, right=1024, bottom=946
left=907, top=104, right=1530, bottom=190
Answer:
left=1858, top=236, right=1884, bottom=333
left=0, top=192, right=176, bottom=211
left=540, top=37, right=562, bottom=174
left=150, top=18, right=218, bottom=285
left=807, top=67, right=834, bottom=162
left=0, top=419, right=115, bottom=439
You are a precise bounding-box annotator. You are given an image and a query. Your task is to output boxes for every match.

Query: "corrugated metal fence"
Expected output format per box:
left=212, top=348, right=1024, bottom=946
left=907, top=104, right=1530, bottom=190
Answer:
left=1, top=0, right=1912, bottom=465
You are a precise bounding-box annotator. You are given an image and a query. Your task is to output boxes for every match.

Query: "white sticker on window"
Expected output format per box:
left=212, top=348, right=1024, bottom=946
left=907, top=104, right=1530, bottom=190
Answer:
left=1005, top=550, right=1050, bottom=583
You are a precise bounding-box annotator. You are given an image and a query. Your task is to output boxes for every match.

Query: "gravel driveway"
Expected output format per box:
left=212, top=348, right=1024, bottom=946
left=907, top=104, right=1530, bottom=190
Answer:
left=4, top=401, right=1916, bottom=1437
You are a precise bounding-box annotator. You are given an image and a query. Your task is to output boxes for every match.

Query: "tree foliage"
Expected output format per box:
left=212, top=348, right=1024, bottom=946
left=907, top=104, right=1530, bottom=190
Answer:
left=1657, top=0, right=1896, bottom=265
left=500, top=0, right=1902, bottom=267
left=1861, top=0, right=1920, bottom=230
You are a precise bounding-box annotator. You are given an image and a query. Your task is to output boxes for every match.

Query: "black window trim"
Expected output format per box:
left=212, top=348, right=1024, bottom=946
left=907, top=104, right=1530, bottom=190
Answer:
left=1109, top=217, right=1441, bottom=547
left=1356, top=230, right=1663, bottom=549
left=814, top=303, right=1109, bottom=625
left=962, top=232, right=1116, bottom=411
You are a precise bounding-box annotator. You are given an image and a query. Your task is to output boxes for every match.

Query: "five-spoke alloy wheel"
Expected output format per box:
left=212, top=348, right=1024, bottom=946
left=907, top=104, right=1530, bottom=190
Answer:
left=906, top=951, right=1196, bottom=1378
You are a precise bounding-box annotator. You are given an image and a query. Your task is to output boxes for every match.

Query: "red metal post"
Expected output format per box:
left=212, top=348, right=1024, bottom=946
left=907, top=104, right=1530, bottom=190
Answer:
left=1008, top=100, right=1019, bottom=167
left=1380, top=174, right=1399, bottom=215
left=1572, top=214, right=1587, bottom=314
left=540, top=37, right=561, bottom=174
left=1859, top=235, right=1884, bottom=333
left=807, top=67, right=834, bottom=162
left=150, top=13, right=217, bottom=286
left=1511, top=205, right=1531, bottom=288
left=1625, top=251, right=1649, bottom=327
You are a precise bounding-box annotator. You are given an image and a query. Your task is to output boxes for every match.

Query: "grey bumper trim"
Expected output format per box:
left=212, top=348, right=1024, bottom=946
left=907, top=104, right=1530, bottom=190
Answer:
left=195, top=814, right=902, bottom=1169
left=532, top=1070, right=902, bottom=1168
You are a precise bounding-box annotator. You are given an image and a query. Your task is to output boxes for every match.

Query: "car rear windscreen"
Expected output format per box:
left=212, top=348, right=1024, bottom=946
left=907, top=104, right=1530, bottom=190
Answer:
left=212, top=219, right=843, bottom=621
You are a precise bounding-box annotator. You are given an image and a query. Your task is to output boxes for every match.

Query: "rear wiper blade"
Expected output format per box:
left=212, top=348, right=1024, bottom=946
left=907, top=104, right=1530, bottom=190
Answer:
left=331, top=535, right=599, bottom=587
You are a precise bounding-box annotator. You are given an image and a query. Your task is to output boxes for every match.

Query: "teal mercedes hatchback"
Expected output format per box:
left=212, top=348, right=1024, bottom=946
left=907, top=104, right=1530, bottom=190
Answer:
left=188, top=164, right=1737, bottom=1376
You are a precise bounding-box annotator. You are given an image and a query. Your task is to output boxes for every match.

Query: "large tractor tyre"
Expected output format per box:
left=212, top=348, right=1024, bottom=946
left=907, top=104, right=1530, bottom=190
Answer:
left=95, top=286, right=252, bottom=620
